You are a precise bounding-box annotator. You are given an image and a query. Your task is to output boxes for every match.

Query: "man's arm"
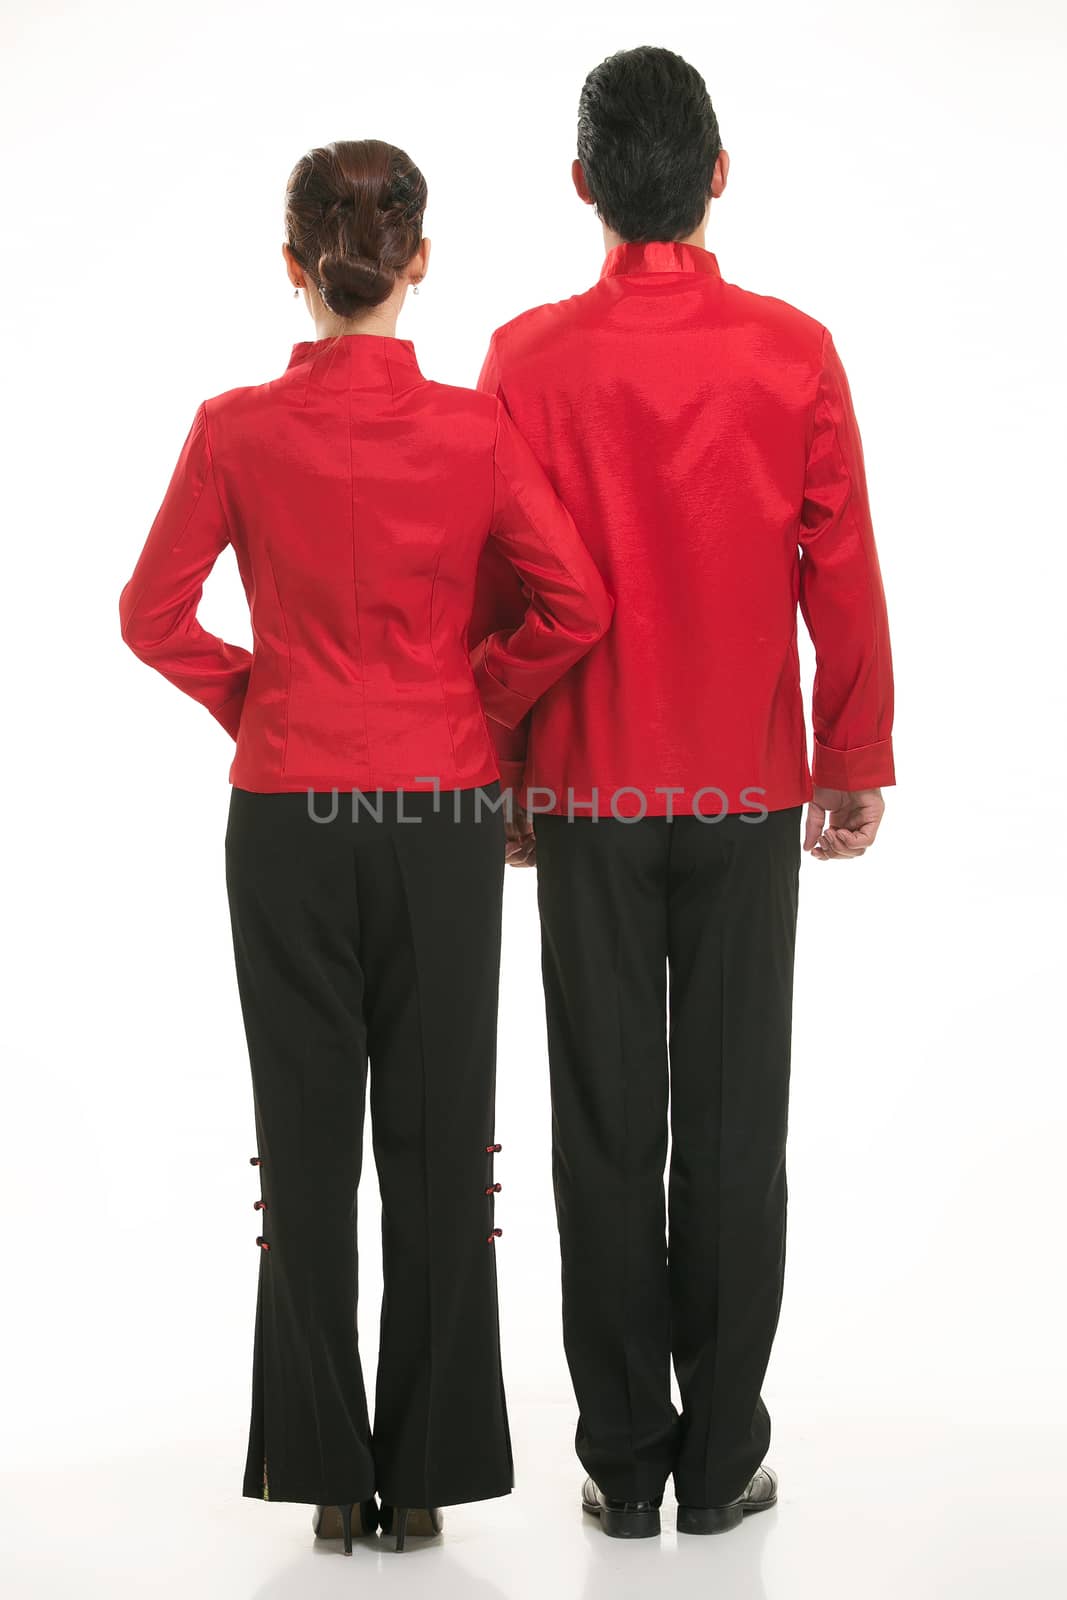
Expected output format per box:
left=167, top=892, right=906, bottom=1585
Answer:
left=799, top=331, right=895, bottom=857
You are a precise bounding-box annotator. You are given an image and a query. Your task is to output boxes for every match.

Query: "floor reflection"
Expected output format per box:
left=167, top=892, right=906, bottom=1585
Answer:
left=577, top=1502, right=773, bottom=1600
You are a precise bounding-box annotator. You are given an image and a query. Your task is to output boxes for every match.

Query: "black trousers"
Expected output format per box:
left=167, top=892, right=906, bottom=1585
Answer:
left=224, top=784, right=513, bottom=1509
left=535, top=805, right=801, bottom=1508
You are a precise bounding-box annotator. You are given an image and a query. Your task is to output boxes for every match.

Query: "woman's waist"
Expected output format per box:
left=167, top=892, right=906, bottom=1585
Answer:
left=231, top=681, right=500, bottom=794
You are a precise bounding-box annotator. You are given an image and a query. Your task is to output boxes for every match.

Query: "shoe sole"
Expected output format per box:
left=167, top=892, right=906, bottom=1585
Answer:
left=312, top=1506, right=377, bottom=1540
left=582, top=1498, right=661, bottom=1539
left=676, top=1494, right=778, bottom=1536
left=379, top=1508, right=444, bottom=1549
left=392, top=1509, right=442, bottom=1540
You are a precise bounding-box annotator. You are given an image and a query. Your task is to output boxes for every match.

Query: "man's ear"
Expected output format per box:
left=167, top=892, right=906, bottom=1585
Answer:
left=572, top=158, right=594, bottom=207
left=711, top=149, right=730, bottom=200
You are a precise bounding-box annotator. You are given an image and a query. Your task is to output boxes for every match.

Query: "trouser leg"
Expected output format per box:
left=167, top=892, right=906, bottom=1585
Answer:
left=535, top=816, right=678, bottom=1502
left=224, top=786, right=374, bottom=1506
left=361, top=787, right=513, bottom=1508
left=667, top=806, right=801, bottom=1506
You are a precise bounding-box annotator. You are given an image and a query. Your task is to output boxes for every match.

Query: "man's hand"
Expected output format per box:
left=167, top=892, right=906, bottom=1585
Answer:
left=804, top=787, right=885, bottom=860
left=505, top=804, right=536, bottom=868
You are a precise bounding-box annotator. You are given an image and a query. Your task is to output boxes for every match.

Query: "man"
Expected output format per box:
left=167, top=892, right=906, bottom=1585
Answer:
left=475, top=46, right=894, bottom=1537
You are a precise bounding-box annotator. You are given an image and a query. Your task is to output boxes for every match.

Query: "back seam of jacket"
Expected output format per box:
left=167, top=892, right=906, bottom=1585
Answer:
left=427, top=539, right=459, bottom=777
left=263, top=539, right=292, bottom=774
left=348, top=376, right=372, bottom=776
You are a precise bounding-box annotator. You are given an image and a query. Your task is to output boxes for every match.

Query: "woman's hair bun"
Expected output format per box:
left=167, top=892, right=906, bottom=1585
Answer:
left=285, top=140, right=427, bottom=316
left=316, top=250, right=396, bottom=317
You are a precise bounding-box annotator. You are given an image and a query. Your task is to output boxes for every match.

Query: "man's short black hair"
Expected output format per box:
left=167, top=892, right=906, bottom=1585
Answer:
left=577, top=47, right=721, bottom=243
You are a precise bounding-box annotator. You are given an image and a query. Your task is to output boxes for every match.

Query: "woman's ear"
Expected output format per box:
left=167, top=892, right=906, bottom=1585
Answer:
left=282, top=242, right=307, bottom=290
left=572, top=159, right=594, bottom=207
left=409, top=237, right=432, bottom=286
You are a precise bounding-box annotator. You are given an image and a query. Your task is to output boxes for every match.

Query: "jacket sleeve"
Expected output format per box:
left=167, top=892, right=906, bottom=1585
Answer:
left=470, top=399, right=614, bottom=732
left=470, top=336, right=529, bottom=787
left=469, top=535, right=531, bottom=791
left=799, top=332, right=895, bottom=791
left=119, top=402, right=252, bottom=739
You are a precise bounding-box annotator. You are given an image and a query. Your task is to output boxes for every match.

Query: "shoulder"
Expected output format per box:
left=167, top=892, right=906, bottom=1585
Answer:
left=420, top=378, right=502, bottom=448
left=421, top=376, right=499, bottom=419
left=200, top=374, right=283, bottom=442
left=201, top=342, right=337, bottom=422
left=199, top=358, right=330, bottom=455
left=718, top=274, right=829, bottom=362
left=487, top=284, right=601, bottom=367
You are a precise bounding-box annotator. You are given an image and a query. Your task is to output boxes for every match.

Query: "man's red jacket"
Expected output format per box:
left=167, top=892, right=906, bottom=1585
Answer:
left=473, top=241, right=895, bottom=818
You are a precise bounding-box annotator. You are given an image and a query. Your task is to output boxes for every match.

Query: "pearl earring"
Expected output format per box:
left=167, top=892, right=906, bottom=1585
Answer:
left=293, top=288, right=299, bottom=298
left=412, top=284, right=420, bottom=296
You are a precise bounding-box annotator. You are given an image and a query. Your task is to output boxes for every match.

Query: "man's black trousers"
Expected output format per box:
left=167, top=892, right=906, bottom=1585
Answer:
left=225, top=784, right=513, bottom=1509
left=535, top=805, right=802, bottom=1508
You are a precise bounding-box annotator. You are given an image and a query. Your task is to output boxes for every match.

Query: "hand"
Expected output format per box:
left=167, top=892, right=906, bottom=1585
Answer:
left=804, top=787, right=885, bottom=860
left=505, top=804, right=536, bottom=868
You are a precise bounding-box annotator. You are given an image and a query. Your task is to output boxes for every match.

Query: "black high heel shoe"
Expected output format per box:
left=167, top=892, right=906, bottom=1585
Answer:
left=312, top=1499, right=378, bottom=1554
left=378, top=1504, right=444, bottom=1552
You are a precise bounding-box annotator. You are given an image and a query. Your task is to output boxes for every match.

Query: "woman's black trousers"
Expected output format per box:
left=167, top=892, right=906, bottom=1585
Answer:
left=224, top=784, right=513, bottom=1509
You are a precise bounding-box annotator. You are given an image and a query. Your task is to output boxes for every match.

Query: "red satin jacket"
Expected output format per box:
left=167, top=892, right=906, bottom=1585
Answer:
left=473, top=241, right=895, bottom=817
left=119, top=334, right=612, bottom=792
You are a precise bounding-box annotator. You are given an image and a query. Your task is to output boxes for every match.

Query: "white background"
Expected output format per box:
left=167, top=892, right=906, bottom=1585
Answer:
left=2, top=1, right=1065, bottom=1597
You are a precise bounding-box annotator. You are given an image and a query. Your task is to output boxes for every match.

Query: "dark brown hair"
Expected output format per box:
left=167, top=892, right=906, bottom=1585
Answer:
left=285, top=140, right=427, bottom=317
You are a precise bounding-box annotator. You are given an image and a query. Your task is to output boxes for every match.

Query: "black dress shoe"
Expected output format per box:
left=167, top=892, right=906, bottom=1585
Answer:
left=677, top=1465, right=778, bottom=1535
left=581, top=1476, right=662, bottom=1539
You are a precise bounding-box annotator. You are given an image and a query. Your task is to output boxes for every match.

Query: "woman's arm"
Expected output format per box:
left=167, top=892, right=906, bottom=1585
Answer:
left=119, top=402, right=252, bottom=738
left=469, top=535, right=530, bottom=792
left=470, top=404, right=614, bottom=730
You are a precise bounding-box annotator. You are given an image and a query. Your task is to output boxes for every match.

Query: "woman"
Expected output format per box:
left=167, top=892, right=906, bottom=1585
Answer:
left=118, top=139, right=612, bottom=1554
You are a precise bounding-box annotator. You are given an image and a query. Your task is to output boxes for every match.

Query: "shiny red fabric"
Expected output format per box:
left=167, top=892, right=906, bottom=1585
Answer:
left=473, top=241, right=895, bottom=816
left=119, top=335, right=612, bottom=791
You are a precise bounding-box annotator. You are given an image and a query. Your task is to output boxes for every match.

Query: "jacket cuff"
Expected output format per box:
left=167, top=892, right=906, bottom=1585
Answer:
left=812, top=737, right=895, bottom=791
left=470, top=637, right=536, bottom=730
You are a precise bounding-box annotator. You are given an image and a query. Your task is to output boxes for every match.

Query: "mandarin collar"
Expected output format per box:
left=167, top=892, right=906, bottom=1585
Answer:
left=599, top=241, right=721, bottom=281
left=286, top=333, right=423, bottom=384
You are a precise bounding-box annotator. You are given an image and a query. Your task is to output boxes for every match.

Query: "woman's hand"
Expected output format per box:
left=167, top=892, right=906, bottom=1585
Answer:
left=505, top=804, right=537, bottom=868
